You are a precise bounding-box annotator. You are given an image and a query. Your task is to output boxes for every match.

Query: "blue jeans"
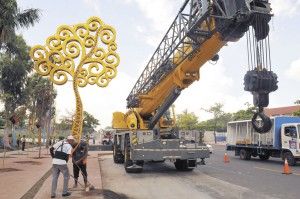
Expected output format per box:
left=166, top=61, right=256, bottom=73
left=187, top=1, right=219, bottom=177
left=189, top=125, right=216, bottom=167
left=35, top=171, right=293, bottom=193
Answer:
left=51, top=164, right=70, bottom=196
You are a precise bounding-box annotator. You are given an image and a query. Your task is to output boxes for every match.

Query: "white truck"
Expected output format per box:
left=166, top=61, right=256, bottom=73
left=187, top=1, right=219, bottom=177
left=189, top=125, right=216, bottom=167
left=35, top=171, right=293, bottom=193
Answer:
left=226, top=116, right=300, bottom=166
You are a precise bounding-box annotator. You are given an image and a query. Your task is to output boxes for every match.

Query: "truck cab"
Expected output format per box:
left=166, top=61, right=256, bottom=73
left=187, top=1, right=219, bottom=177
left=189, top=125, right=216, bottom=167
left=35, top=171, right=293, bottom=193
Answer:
left=281, top=124, right=300, bottom=165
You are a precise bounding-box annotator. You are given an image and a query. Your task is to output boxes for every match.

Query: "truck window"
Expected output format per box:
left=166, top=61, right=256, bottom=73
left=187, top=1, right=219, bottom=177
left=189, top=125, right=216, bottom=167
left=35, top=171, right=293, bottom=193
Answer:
left=284, top=126, right=297, bottom=138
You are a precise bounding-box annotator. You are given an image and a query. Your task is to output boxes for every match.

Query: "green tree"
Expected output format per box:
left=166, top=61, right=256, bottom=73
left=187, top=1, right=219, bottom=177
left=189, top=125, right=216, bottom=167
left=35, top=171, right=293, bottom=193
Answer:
left=232, top=106, right=256, bottom=121
left=293, top=110, right=300, bottom=117
left=56, top=110, right=100, bottom=134
left=202, top=103, right=224, bottom=143
left=217, top=112, right=233, bottom=131
left=294, top=100, right=300, bottom=105
left=82, top=111, right=100, bottom=134
left=176, top=109, right=198, bottom=130
left=0, top=0, right=41, bottom=53
left=23, top=73, right=56, bottom=148
left=24, top=73, right=56, bottom=122
left=197, top=112, right=232, bottom=133
left=56, top=118, right=73, bottom=131
left=197, top=120, right=215, bottom=131
left=0, top=35, right=33, bottom=121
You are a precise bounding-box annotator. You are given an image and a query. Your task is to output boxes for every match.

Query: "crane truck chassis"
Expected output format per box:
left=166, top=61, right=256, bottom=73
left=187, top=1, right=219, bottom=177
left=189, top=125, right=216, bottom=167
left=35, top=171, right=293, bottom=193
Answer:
left=113, top=128, right=209, bottom=173
left=112, top=0, right=275, bottom=173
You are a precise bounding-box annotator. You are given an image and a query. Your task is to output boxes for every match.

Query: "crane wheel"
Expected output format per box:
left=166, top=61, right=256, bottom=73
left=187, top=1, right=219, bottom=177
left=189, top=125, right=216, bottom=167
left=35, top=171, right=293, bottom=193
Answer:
left=113, top=135, right=124, bottom=164
left=124, top=135, right=143, bottom=173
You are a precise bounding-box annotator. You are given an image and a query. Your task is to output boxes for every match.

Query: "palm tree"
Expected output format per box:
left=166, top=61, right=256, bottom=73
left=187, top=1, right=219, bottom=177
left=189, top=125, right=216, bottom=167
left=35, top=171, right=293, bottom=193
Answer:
left=0, top=0, right=41, bottom=53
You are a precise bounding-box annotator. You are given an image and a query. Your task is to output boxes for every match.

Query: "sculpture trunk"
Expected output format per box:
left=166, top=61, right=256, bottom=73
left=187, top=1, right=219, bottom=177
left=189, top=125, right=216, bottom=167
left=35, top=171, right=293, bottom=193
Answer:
left=71, top=79, right=83, bottom=141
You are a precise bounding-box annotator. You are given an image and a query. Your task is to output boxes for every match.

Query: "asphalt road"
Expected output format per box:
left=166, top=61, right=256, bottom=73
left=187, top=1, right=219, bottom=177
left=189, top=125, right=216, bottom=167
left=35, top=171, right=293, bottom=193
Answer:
left=98, top=145, right=300, bottom=199
left=201, top=145, right=300, bottom=199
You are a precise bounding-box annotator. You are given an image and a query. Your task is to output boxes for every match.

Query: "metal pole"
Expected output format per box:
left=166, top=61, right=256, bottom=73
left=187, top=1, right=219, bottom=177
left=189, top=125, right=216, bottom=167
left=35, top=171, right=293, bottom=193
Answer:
left=38, top=127, right=41, bottom=158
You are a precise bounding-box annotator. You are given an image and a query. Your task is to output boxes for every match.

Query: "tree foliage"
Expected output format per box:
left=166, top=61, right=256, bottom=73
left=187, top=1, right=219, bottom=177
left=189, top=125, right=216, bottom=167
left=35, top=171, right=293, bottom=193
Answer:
left=202, top=103, right=226, bottom=142
left=232, top=106, right=256, bottom=121
left=82, top=111, right=100, bottom=134
left=176, top=109, right=198, bottom=130
left=294, top=100, right=300, bottom=105
left=177, top=102, right=260, bottom=133
left=56, top=110, right=100, bottom=134
left=0, top=0, right=41, bottom=53
left=56, top=118, right=73, bottom=131
left=24, top=73, right=57, bottom=122
left=0, top=1, right=41, bottom=127
left=202, top=103, right=224, bottom=119
left=293, top=110, right=300, bottom=117
left=0, top=35, right=33, bottom=119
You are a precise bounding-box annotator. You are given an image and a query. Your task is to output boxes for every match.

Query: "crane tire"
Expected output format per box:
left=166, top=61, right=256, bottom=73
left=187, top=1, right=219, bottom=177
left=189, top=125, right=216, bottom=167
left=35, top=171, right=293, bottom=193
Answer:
left=124, top=135, right=143, bottom=173
left=113, top=135, right=124, bottom=164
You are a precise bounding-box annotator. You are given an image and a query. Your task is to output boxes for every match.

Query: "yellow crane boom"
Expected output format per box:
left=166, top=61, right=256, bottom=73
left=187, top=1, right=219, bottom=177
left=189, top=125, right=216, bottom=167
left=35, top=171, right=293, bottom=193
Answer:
left=114, top=0, right=276, bottom=132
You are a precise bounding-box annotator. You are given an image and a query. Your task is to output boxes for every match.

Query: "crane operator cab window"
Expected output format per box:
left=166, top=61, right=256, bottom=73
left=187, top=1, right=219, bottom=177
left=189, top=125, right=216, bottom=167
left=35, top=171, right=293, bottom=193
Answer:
left=160, top=108, right=175, bottom=128
left=284, top=126, right=297, bottom=139
left=163, top=109, right=172, bottom=120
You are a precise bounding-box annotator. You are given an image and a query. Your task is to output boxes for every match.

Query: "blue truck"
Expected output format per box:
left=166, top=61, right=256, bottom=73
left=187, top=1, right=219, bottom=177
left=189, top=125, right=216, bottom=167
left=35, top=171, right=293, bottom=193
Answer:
left=226, top=116, right=300, bottom=166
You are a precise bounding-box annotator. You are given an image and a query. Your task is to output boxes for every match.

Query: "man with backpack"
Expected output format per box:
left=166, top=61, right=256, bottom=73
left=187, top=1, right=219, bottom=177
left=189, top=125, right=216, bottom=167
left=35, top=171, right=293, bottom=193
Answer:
left=50, top=135, right=75, bottom=198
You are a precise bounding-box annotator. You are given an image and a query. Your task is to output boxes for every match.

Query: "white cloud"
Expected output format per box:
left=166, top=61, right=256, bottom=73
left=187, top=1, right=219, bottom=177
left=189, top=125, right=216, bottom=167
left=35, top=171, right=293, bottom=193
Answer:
left=285, top=57, right=300, bottom=81
left=129, top=0, right=182, bottom=47
left=82, top=0, right=101, bottom=15
left=136, top=25, right=145, bottom=33
left=270, top=0, right=300, bottom=17
left=133, top=0, right=180, bottom=32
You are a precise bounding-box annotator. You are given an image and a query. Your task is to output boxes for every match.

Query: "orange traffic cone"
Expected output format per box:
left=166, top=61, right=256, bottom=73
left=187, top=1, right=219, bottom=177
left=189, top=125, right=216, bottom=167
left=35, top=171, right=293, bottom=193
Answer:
left=224, top=153, right=230, bottom=163
left=282, top=158, right=292, bottom=174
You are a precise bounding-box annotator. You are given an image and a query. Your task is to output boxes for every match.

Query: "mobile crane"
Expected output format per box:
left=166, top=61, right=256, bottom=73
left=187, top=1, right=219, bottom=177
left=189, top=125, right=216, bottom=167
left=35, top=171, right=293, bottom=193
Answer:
left=112, top=0, right=277, bottom=173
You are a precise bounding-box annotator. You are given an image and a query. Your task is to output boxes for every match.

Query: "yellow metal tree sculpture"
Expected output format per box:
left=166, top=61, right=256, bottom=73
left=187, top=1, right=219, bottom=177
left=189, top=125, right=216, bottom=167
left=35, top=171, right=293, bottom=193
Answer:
left=30, top=17, right=120, bottom=140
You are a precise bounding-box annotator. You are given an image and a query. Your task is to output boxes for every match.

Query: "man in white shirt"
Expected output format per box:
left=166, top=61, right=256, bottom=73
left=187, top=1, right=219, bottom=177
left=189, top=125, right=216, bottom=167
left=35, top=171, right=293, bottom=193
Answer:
left=50, top=135, right=75, bottom=198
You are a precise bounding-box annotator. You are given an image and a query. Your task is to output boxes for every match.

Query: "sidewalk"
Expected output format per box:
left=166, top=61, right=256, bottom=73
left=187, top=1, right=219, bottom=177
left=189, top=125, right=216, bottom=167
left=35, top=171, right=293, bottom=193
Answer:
left=0, top=146, right=109, bottom=198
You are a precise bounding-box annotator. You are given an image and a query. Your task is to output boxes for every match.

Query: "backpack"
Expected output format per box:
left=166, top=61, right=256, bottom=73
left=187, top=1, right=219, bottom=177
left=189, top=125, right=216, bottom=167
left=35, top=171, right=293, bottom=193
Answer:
left=50, top=141, right=69, bottom=161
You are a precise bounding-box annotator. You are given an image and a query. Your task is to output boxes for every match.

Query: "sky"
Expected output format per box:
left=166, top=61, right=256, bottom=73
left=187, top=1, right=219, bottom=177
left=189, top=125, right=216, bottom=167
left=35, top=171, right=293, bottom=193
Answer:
left=16, top=0, right=300, bottom=129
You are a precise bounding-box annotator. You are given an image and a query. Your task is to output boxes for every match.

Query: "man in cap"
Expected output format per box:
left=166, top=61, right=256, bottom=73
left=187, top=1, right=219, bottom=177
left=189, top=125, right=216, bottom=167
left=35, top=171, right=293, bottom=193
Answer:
left=71, top=139, right=89, bottom=188
left=50, top=135, right=75, bottom=198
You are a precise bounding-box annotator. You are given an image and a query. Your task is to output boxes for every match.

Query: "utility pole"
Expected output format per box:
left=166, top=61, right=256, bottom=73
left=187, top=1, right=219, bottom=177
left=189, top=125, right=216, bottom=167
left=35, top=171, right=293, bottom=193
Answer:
left=46, top=83, right=53, bottom=149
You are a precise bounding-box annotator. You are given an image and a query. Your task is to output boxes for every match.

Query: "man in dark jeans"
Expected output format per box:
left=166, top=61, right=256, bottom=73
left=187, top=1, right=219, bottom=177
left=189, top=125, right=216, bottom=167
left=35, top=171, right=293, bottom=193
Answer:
left=71, top=140, right=88, bottom=188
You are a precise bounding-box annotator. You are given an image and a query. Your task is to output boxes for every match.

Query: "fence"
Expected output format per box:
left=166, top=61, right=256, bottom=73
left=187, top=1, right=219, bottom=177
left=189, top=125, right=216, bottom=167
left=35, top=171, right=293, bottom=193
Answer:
left=204, top=131, right=227, bottom=142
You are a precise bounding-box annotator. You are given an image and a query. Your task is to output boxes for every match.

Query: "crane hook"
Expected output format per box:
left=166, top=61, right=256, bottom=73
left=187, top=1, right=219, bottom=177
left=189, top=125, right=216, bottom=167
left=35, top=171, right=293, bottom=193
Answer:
left=251, top=109, right=272, bottom=133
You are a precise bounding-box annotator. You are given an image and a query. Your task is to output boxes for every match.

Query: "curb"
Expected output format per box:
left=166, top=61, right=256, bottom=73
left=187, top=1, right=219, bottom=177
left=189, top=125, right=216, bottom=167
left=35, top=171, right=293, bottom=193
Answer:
left=98, top=151, right=112, bottom=191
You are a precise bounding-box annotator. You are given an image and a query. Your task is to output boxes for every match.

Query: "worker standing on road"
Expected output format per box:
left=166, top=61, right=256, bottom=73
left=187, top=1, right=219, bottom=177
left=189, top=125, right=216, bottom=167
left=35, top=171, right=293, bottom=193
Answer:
left=71, top=139, right=89, bottom=188
left=50, top=135, right=75, bottom=198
